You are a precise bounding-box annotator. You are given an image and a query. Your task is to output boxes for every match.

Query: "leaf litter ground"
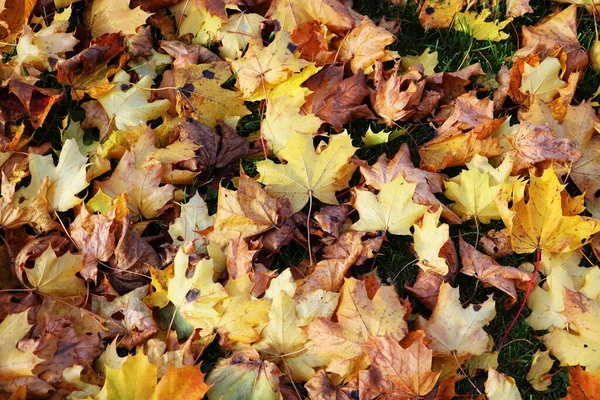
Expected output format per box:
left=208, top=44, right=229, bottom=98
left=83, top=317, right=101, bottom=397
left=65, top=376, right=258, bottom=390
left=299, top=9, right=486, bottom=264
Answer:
left=1, top=0, right=600, bottom=399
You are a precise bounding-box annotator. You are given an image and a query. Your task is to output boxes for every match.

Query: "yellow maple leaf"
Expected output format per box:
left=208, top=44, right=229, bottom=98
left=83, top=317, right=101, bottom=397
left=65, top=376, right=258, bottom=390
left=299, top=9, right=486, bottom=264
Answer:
left=415, top=283, right=496, bottom=359
left=257, top=132, right=357, bottom=213
left=444, top=154, right=515, bottom=223
left=17, top=139, right=89, bottom=212
left=498, top=165, right=600, bottom=254
left=519, top=57, right=567, bottom=102
left=87, top=0, right=151, bottom=38
left=262, top=85, right=323, bottom=155
left=485, top=369, right=522, bottom=400
left=230, top=31, right=310, bottom=99
left=0, top=310, right=42, bottom=381
left=96, top=71, right=171, bottom=131
left=412, top=208, right=449, bottom=275
left=526, top=349, right=554, bottom=391
left=219, top=13, right=265, bottom=59
left=199, top=275, right=270, bottom=346
left=170, top=2, right=225, bottom=46
left=99, top=352, right=158, bottom=400
left=173, top=63, right=250, bottom=129
left=543, top=288, right=600, bottom=373
left=168, top=192, right=214, bottom=250
left=167, top=246, right=228, bottom=328
left=24, top=246, right=86, bottom=297
left=453, top=9, right=513, bottom=42
left=401, top=48, right=438, bottom=76
left=95, top=151, right=174, bottom=221
left=14, top=7, right=78, bottom=77
left=351, top=175, right=428, bottom=235
left=253, top=270, right=324, bottom=381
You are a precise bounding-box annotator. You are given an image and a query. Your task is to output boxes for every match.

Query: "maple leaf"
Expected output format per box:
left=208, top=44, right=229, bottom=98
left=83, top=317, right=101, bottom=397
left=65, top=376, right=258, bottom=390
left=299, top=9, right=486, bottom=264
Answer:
left=70, top=192, right=128, bottom=281
left=155, top=365, right=210, bottom=400
left=209, top=171, right=286, bottom=247
left=14, top=7, right=78, bottom=78
left=266, top=0, right=354, bottom=33
left=445, top=154, right=515, bottom=223
left=17, top=139, right=89, bottom=212
left=498, top=164, right=600, bottom=254
left=485, top=369, right=522, bottom=400
left=370, top=62, right=426, bottom=126
left=95, top=151, right=175, bottom=220
left=96, top=71, right=171, bottom=131
left=172, top=63, right=250, bottom=129
left=87, top=0, right=152, bottom=38
left=305, top=370, right=358, bottom=399
left=505, top=121, right=581, bottom=174
left=257, top=132, right=357, bottom=213
left=459, top=237, right=531, bottom=308
left=415, top=282, right=496, bottom=359
left=514, top=5, right=587, bottom=78
left=0, top=310, right=42, bottom=382
left=230, top=31, right=310, bottom=100
left=418, top=0, right=464, bottom=29
left=507, top=0, right=533, bottom=17
left=518, top=57, right=567, bottom=102
left=359, top=143, right=461, bottom=224
left=337, top=17, right=398, bottom=74
left=526, top=349, right=554, bottom=391
left=199, top=275, right=270, bottom=347
left=166, top=247, right=228, bottom=328
left=543, top=288, right=600, bottom=372
left=218, top=12, right=265, bottom=59
left=362, top=126, right=405, bottom=147
left=100, top=352, right=157, bottom=399
left=56, top=33, right=127, bottom=99
left=401, top=48, right=438, bottom=75
left=412, top=208, right=450, bottom=275
left=253, top=270, right=325, bottom=381
left=351, top=175, right=429, bottom=235
left=359, top=332, right=440, bottom=399
left=302, top=65, right=375, bottom=132
left=93, top=285, right=158, bottom=349
left=564, top=366, right=600, bottom=400
left=454, top=9, right=513, bottom=42
left=168, top=192, right=214, bottom=250
left=22, top=246, right=86, bottom=298
left=0, top=0, right=36, bottom=52
left=261, top=84, right=323, bottom=155
left=306, top=277, right=409, bottom=381
left=206, top=347, right=282, bottom=400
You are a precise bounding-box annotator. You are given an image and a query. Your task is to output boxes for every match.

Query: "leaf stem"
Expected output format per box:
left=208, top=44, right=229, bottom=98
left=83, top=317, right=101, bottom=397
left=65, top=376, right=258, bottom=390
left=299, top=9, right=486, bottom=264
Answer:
left=499, top=247, right=540, bottom=349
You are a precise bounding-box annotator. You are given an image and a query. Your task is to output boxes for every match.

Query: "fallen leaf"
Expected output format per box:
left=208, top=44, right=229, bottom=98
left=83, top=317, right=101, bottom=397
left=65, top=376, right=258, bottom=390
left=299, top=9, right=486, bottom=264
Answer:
left=0, top=310, right=42, bottom=382
left=206, top=347, right=282, bottom=400
left=87, top=0, right=152, bottom=37
left=453, top=10, right=512, bottom=42
left=415, top=282, right=496, bottom=359
left=358, top=331, right=440, bottom=399
left=459, top=237, right=531, bottom=308
left=526, top=349, right=554, bottom=391
left=413, top=208, right=450, bottom=275
left=23, top=246, right=86, bottom=298
left=266, top=0, right=354, bottom=33
left=497, top=164, right=600, bottom=254
left=337, top=17, right=397, bottom=74
left=565, top=366, right=600, bottom=400
left=485, top=369, right=522, bottom=400
left=257, top=132, right=357, bottom=213
left=302, top=65, right=374, bottom=132
left=351, top=175, right=428, bottom=235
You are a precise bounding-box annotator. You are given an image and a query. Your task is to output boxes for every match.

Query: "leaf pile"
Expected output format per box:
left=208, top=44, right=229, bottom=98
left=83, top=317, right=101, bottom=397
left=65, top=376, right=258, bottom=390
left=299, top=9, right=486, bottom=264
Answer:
left=1, top=0, right=600, bottom=399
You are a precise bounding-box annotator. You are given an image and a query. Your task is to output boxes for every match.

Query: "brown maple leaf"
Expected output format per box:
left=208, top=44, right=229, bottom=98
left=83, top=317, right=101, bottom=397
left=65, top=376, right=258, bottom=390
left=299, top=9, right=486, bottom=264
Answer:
left=459, top=237, right=531, bottom=308
left=302, top=65, right=375, bottom=132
